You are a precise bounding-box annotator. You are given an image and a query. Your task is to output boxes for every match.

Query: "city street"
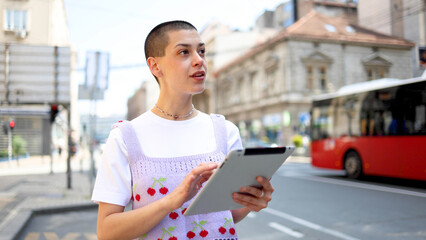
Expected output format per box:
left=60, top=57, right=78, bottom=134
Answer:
left=16, top=162, right=426, bottom=240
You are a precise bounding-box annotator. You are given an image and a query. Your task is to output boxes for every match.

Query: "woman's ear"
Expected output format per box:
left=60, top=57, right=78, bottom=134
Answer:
left=147, top=57, right=162, bottom=78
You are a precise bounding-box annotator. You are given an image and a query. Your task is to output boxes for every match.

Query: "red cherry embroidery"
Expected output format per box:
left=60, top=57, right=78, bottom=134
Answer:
left=181, top=208, right=187, bottom=215
left=148, top=177, right=168, bottom=197
left=132, top=185, right=141, bottom=201
left=159, top=187, right=169, bottom=195
left=147, top=188, right=156, bottom=196
left=159, top=226, right=176, bottom=240
left=189, top=220, right=208, bottom=239
left=219, top=218, right=235, bottom=235
left=187, top=231, right=195, bottom=239
left=169, top=212, right=178, bottom=220
left=199, top=230, right=208, bottom=237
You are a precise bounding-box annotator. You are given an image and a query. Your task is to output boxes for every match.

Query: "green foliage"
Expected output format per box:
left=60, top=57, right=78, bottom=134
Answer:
left=12, top=135, right=27, bottom=156
left=292, top=135, right=303, bottom=148
left=0, top=149, right=8, bottom=158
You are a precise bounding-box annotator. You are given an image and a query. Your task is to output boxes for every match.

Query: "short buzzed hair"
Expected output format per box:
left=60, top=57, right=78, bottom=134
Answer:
left=144, top=20, right=198, bottom=60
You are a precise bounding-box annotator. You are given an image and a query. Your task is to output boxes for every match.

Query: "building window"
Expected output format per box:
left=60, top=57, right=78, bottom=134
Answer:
left=302, top=50, right=333, bottom=92
left=251, top=72, right=261, bottom=100
left=305, top=65, right=329, bottom=92
left=265, top=67, right=278, bottom=96
left=320, top=66, right=327, bottom=91
left=4, top=9, right=28, bottom=31
left=362, top=53, right=392, bottom=81
left=366, top=67, right=388, bottom=81
left=307, top=66, right=313, bottom=89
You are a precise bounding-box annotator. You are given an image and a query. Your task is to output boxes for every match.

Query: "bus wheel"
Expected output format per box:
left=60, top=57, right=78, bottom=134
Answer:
left=344, top=151, right=363, bottom=179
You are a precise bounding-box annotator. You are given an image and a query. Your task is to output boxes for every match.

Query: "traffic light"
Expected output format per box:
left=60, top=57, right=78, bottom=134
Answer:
left=9, top=120, right=15, bottom=131
left=50, top=104, right=59, bottom=123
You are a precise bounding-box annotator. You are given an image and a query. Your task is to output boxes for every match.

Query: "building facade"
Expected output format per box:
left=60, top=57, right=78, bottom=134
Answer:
left=215, top=12, right=414, bottom=147
left=0, top=0, right=69, bottom=46
left=358, top=0, right=426, bottom=76
left=195, top=22, right=279, bottom=114
left=0, top=0, right=71, bottom=156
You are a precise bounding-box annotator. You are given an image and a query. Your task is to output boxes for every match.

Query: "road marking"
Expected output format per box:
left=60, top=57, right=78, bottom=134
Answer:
left=268, top=222, right=304, bottom=238
left=84, top=233, right=97, bottom=240
left=264, top=208, right=360, bottom=240
left=300, top=175, right=426, bottom=198
left=44, top=232, right=80, bottom=240
left=25, top=233, right=40, bottom=240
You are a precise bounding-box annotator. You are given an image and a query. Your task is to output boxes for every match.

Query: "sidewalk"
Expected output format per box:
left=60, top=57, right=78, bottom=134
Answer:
left=0, top=154, right=97, bottom=240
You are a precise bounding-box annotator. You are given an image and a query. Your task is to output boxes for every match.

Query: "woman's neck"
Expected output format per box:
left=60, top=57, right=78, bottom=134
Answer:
left=152, top=95, right=197, bottom=121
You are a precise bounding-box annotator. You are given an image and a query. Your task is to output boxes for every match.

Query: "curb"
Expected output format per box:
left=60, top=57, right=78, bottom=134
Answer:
left=0, top=202, right=97, bottom=240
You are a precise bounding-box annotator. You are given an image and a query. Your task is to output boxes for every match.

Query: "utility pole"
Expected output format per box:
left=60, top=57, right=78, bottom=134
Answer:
left=79, top=50, right=109, bottom=193
left=67, top=104, right=72, bottom=189
left=89, top=51, right=100, bottom=191
left=8, top=119, right=12, bottom=165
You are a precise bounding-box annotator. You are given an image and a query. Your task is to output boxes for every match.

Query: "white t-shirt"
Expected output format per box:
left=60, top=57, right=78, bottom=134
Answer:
left=92, top=111, right=243, bottom=206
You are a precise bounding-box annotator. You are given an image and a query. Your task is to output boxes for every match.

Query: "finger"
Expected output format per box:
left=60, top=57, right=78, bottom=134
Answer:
left=233, top=197, right=262, bottom=212
left=186, top=163, right=217, bottom=188
left=257, top=177, right=274, bottom=194
left=190, top=163, right=218, bottom=176
left=233, top=192, right=265, bottom=206
left=239, top=186, right=263, bottom=198
left=199, top=172, right=214, bottom=185
left=232, top=193, right=267, bottom=212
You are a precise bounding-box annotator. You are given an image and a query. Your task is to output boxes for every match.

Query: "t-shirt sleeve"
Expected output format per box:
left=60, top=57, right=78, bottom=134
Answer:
left=225, top=120, right=243, bottom=153
left=91, top=128, right=132, bottom=206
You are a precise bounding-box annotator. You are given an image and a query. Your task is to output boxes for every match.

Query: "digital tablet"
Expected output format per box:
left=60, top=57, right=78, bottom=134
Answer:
left=184, top=146, right=295, bottom=216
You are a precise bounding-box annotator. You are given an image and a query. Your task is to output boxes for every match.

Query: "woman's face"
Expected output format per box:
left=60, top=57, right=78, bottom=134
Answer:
left=155, top=29, right=207, bottom=97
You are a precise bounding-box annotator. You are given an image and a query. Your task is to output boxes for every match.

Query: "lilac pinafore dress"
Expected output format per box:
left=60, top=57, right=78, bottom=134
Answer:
left=118, top=114, right=238, bottom=240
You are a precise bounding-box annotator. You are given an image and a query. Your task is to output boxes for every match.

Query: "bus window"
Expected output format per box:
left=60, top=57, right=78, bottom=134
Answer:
left=311, top=99, right=333, bottom=140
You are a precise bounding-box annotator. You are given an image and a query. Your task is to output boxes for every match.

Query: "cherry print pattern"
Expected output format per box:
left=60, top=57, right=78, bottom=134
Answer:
left=169, top=211, right=179, bottom=220
left=132, top=184, right=141, bottom=202
left=147, top=177, right=168, bottom=196
left=158, top=226, right=176, bottom=240
left=147, top=187, right=156, bottom=196
left=187, top=220, right=208, bottom=239
left=218, top=218, right=235, bottom=235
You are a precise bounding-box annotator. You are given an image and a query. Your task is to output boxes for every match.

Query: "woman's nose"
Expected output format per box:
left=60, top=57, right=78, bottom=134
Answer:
left=192, top=52, right=204, bottom=66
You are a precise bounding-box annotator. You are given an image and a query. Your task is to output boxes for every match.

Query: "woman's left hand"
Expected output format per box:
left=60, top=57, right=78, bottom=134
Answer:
left=232, top=176, right=274, bottom=212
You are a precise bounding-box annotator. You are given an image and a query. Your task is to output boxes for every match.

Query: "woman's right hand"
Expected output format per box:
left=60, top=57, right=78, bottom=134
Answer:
left=165, top=162, right=218, bottom=210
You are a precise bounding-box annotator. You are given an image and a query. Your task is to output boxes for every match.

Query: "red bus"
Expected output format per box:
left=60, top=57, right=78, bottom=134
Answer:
left=311, top=75, right=426, bottom=180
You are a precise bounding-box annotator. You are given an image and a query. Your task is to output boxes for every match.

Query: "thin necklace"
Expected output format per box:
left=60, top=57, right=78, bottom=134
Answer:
left=154, top=104, right=195, bottom=120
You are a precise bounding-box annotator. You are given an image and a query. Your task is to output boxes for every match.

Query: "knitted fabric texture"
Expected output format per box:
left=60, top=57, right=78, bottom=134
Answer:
left=118, top=114, right=238, bottom=240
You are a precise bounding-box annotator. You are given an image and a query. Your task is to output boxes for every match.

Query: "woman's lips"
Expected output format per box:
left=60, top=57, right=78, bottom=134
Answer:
left=190, top=71, right=205, bottom=81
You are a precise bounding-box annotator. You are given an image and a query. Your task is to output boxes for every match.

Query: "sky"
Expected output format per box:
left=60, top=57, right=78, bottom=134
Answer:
left=64, top=0, right=288, bottom=117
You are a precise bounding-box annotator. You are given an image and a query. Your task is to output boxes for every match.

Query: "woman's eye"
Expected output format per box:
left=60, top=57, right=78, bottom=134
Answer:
left=199, top=49, right=206, bottom=55
left=179, top=50, right=188, bottom=55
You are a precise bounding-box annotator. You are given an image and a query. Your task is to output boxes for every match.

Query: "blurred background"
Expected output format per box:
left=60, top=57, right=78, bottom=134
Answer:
left=0, top=0, right=425, bottom=239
